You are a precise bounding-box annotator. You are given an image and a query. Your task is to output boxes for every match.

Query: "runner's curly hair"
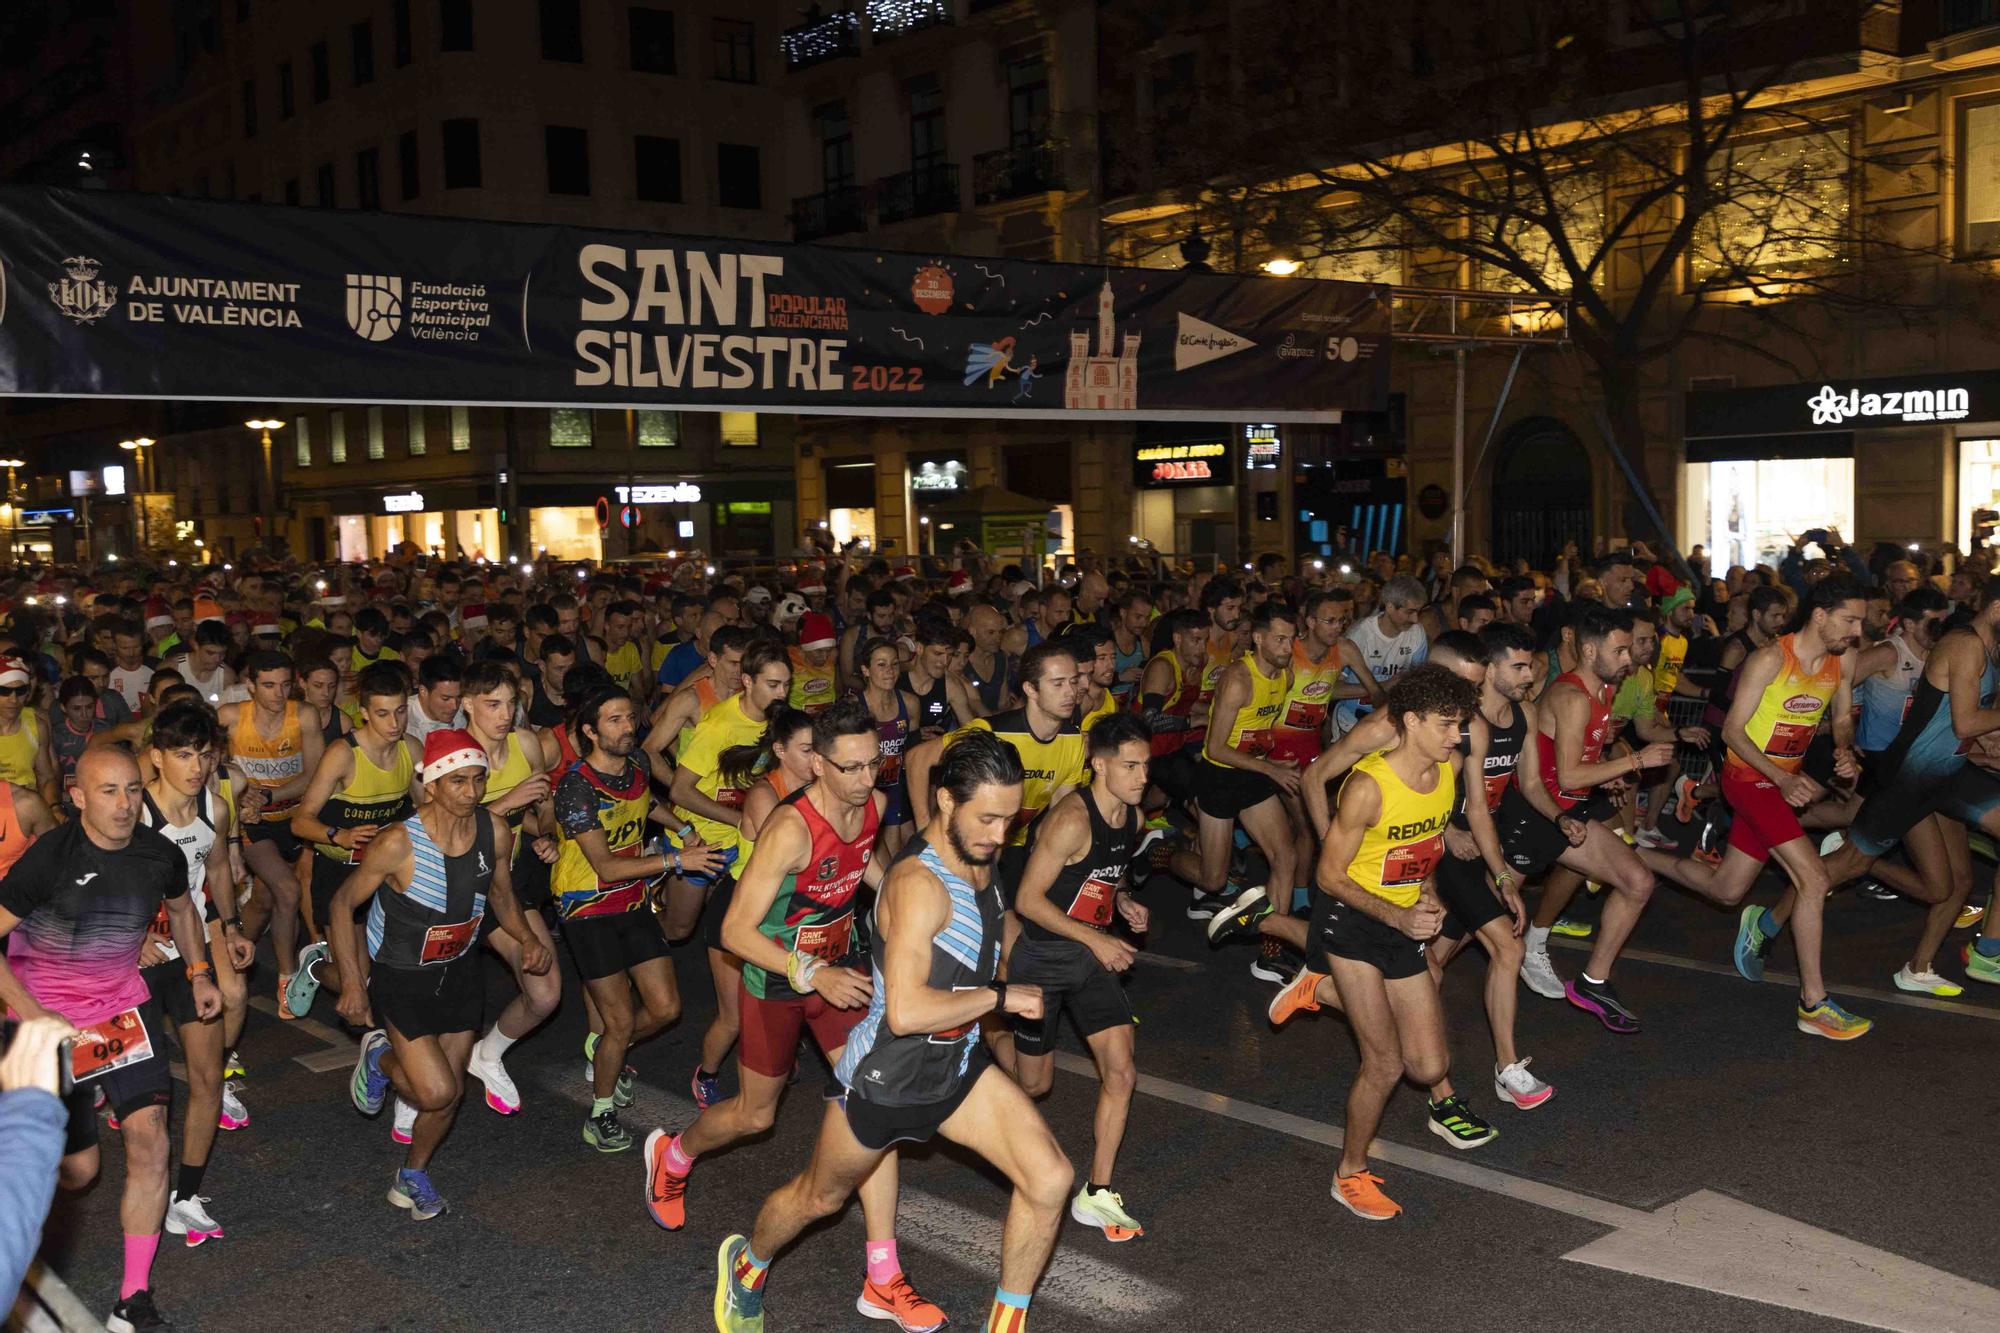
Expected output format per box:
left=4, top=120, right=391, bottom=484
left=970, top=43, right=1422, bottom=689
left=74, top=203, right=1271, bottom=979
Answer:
left=1383, top=662, right=1478, bottom=729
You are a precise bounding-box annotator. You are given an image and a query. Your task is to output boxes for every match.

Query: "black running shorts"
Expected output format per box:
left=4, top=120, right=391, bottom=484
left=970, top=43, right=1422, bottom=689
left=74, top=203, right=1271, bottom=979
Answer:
left=1310, top=892, right=1428, bottom=980
left=563, top=907, right=670, bottom=981
left=367, top=958, right=482, bottom=1039
left=1433, top=852, right=1508, bottom=941
left=841, top=1058, right=989, bottom=1152
left=1005, top=936, right=1134, bottom=1056
left=61, top=998, right=173, bottom=1156
left=1196, top=763, right=1280, bottom=820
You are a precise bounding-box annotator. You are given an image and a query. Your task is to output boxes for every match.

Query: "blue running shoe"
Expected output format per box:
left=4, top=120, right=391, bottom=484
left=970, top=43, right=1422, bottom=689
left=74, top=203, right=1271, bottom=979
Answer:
left=714, top=1234, right=766, bottom=1332
left=691, top=1065, right=722, bottom=1109
left=1734, top=905, right=1774, bottom=982
left=287, top=941, right=329, bottom=1017
left=388, top=1167, right=447, bottom=1220
left=351, top=1030, right=391, bottom=1115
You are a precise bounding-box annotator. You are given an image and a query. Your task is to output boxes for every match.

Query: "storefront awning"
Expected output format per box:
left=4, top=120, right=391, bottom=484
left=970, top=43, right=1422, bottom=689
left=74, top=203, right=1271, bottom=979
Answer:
left=1687, top=371, right=2000, bottom=439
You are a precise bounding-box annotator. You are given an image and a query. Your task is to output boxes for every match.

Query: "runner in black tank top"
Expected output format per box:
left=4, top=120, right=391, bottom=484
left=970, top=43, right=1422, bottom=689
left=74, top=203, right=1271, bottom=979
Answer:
left=1008, top=713, right=1154, bottom=1241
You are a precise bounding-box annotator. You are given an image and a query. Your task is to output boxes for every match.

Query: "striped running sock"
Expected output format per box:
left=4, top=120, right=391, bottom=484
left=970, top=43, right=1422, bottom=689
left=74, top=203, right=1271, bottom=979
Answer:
left=986, top=1287, right=1031, bottom=1332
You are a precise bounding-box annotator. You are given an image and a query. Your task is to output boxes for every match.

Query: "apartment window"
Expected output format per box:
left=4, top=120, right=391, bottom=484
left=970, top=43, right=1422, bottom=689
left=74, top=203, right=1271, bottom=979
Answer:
left=549, top=408, right=594, bottom=447
left=356, top=147, right=380, bottom=210
left=815, top=101, right=854, bottom=191
left=637, top=409, right=680, bottom=446
left=1007, top=54, right=1049, bottom=150
left=630, top=7, right=675, bottom=73
left=440, top=0, right=474, bottom=51
left=443, top=118, right=481, bottom=188
left=546, top=125, right=590, bottom=195
left=712, top=18, right=755, bottom=83
left=367, top=406, right=386, bottom=459
left=394, top=0, right=412, bottom=66
left=310, top=39, right=330, bottom=102
left=1962, top=98, right=2000, bottom=255
left=909, top=80, right=945, bottom=171
left=717, top=144, right=761, bottom=208
left=719, top=412, right=758, bottom=447
left=351, top=20, right=375, bottom=85
left=278, top=61, right=294, bottom=118
left=398, top=129, right=419, bottom=200
left=1691, top=130, right=1850, bottom=284
left=240, top=78, right=257, bottom=137
left=315, top=161, right=336, bottom=207
left=283, top=178, right=299, bottom=205
left=330, top=411, right=348, bottom=463
left=634, top=135, right=682, bottom=203
left=407, top=406, right=427, bottom=455
left=449, top=405, right=471, bottom=451
left=294, top=415, right=312, bottom=468
left=541, top=0, right=583, bottom=61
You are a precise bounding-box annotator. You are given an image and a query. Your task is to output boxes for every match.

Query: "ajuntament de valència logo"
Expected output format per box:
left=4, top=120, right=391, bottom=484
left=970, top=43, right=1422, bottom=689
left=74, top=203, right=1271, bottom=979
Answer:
left=48, top=255, right=118, bottom=325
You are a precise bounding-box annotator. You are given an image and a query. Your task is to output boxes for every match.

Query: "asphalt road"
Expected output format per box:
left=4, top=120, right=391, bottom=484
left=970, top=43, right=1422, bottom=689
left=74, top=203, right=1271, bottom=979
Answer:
left=27, top=858, right=2000, bottom=1333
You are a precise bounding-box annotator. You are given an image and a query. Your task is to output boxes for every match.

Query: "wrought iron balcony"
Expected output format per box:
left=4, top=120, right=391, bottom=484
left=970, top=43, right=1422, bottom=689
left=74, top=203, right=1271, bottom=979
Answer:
left=792, top=184, right=867, bottom=240
left=780, top=9, right=861, bottom=69
left=973, top=141, right=1064, bottom=204
left=876, top=163, right=960, bottom=224
left=866, top=0, right=953, bottom=42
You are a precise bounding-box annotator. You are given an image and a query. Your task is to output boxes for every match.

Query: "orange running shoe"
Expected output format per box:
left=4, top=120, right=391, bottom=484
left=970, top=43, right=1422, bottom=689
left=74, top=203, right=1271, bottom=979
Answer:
left=855, top=1272, right=947, bottom=1331
left=1332, top=1171, right=1402, bottom=1221
left=276, top=975, right=299, bottom=1020
left=1267, top=964, right=1326, bottom=1027
left=642, top=1128, right=689, bottom=1230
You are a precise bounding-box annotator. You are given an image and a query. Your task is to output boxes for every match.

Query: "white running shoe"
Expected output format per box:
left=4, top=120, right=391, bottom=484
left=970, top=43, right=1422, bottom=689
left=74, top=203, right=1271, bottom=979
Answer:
left=1519, top=947, right=1566, bottom=1000
left=1494, top=1058, right=1555, bottom=1109
left=1819, top=829, right=1846, bottom=856
left=165, top=1192, right=224, bottom=1246
left=1633, top=827, right=1673, bottom=850
left=1069, top=1184, right=1145, bottom=1241
left=218, top=1080, right=250, bottom=1131
left=1893, top=964, right=1965, bottom=998
left=467, top=1040, right=522, bottom=1115
left=391, top=1097, right=417, bottom=1145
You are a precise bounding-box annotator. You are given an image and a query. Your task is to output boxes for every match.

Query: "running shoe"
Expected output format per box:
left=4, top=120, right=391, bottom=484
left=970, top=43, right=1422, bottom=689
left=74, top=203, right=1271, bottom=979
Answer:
left=1633, top=826, right=1674, bottom=851
left=585, top=1107, right=634, bottom=1152
left=1566, top=975, right=1640, bottom=1034
left=855, top=1273, right=948, bottom=1329
left=1733, top=904, right=1776, bottom=983
left=1550, top=916, right=1594, bottom=939
left=276, top=973, right=299, bottom=1021
left=388, top=1167, right=447, bottom=1220
left=286, top=942, right=329, bottom=1017
left=466, top=1041, right=521, bottom=1115
left=1069, top=1184, right=1145, bottom=1241
left=1957, top=901, right=1988, bottom=931
left=106, top=1107, right=121, bottom=1132
left=218, top=1080, right=250, bottom=1131
left=165, top=1192, right=224, bottom=1246
left=714, top=1234, right=767, bottom=1333
left=223, top=1048, right=247, bottom=1080
left=643, top=1128, right=689, bottom=1230
left=581, top=1033, right=638, bottom=1108
left=1519, top=946, right=1566, bottom=1000
left=1248, top=935, right=1288, bottom=983
left=1331, top=1171, right=1401, bottom=1221
left=1426, top=1095, right=1498, bottom=1149
left=350, top=1029, right=391, bottom=1115
left=1185, top=889, right=1234, bottom=921
left=1494, top=1058, right=1554, bottom=1109
left=391, top=1097, right=416, bottom=1145
left=1856, top=878, right=1900, bottom=903
left=105, top=1289, right=167, bottom=1333
left=691, top=1065, right=723, bottom=1110
left=1819, top=829, right=1846, bottom=856
left=1893, top=965, right=1963, bottom=998
left=1797, top=997, right=1872, bottom=1041
left=1673, top=775, right=1699, bottom=823
left=1206, top=885, right=1271, bottom=945
left=1267, top=964, right=1326, bottom=1026
left=1966, top=943, right=2000, bottom=986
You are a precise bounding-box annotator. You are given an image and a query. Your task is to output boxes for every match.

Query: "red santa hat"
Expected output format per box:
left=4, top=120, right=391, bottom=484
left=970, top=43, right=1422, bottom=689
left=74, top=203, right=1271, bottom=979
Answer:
left=892, top=566, right=919, bottom=583
left=144, top=596, right=173, bottom=631
left=459, top=603, right=488, bottom=630
left=420, top=728, right=489, bottom=784
left=0, top=657, right=32, bottom=688
left=947, top=570, right=971, bottom=593
left=251, top=612, right=281, bottom=636
left=798, top=612, right=836, bottom=651
left=193, top=596, right=225, bottom=624
left=795, top=569, right=826, bottom=596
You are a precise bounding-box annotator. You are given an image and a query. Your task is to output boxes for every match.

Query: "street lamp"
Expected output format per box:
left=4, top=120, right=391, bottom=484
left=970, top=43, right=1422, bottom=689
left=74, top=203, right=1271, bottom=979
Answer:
left=0, top=459, right=23, bottom=569
left=120, top=437, right=155, bottom=554
left=245, top=420, right=285, bottom=551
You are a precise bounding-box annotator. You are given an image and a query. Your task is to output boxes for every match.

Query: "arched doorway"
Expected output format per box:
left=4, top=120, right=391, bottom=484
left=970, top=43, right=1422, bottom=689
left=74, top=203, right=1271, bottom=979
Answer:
left=1491, top=417, right=1592, bottom=569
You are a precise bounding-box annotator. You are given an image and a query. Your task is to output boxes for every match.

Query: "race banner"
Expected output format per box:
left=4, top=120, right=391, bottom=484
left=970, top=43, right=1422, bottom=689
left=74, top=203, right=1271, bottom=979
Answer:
left=0, top=186, right=1387, bottom=422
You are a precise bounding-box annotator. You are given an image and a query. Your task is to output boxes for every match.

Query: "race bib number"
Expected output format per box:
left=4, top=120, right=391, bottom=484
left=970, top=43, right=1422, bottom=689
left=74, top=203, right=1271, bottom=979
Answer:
left=1282, top=699, right=1326, bottom=731
left=419, top=915, right=482, bottom=965
left=793, top=910, right=854, bottom=965
left=1380, top=834, right=1443, bottom=888
left=1765, top=721, right=1814, bottom=760
left=715, top=784, right=749, bottom=810
left=1238, top=727, right=1275, bottom=760
left=1066, top=875, right=1119, bottom=927
left=877, top=752, right=903, bottom=786
left=148, top=903, right=174, bottom=941
left=69, top=1007, right=154, bottom=1084
left=1482, top=773, right=1512, bottom=812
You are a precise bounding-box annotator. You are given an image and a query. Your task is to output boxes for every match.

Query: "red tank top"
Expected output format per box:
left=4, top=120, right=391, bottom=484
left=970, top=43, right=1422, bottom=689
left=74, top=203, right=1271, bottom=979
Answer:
left=1536, top=671, right=1613, bottom=811
left=787, top=788, right=881, bottom=957
left=1138, top=651, right=1207, bottom=757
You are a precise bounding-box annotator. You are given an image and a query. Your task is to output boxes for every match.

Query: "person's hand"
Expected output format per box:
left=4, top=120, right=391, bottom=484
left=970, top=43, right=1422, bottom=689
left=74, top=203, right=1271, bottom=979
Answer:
left=1559, top=815, right=1589, bottom=847
left=1265, top=762, right=1302, bottom=795
left=1779, top=772, right=1824, bottom=808
left=1442, top=826, right=1479, bottom=861
left=1637, top=741, right=1676, bottom=770
left=225, top=927, right=255, bottom=971
left=1086, top=931, right=1138, bottom=973
left=999, top=983, right=1045, bottom=1021
left=335, top=984, right=373, bottom=1029
left=811, top=964, right=872, bottom=1009
left=1399, top=891, right=1445, bottom=941
left=1115, top=892, right=1150, bottom=934
left=138, top=935, right=169, bottom=968
left=239, top=785, right=269, bottom=814
left=1494, top=872, right=1527, bottom=935
left=675, top=834, right=723, bottom=877
left=1677, top=726, right=1711, bottom=748
left=496, top=774, right=552, bottom=813
left=0, top=1015, right=79, bottom=1096
left=518, top=936, right=553, bottom=976
left=1833, top=746, right=1862, bottom=782
left=338, top=824, right=382, bottom=852
left=191, top=974, right=223, bottom=1021
left=532, top=833, right=559, bottom=865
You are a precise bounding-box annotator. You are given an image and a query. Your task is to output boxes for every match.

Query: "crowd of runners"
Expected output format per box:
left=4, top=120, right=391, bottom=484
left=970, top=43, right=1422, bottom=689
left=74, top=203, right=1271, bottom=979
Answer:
left=3, top=533, right=1997, bottom=1332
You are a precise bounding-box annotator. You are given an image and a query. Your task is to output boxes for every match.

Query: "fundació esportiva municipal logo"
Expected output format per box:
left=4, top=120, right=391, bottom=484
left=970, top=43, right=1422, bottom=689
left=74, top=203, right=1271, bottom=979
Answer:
left=48, top=255, right=118, bottom=325
left=345, top=273, right=403, bottom=340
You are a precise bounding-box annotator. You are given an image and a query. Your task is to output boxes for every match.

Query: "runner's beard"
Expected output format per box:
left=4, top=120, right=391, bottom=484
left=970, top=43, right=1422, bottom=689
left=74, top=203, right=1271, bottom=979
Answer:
left=945, top=815, right=999, bottom=868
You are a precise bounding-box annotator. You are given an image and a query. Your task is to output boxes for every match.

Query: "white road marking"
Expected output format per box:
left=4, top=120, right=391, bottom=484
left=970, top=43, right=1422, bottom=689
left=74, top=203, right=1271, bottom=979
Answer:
left=533, top=1065, right=1180, bottom=1323
left=1053, top=1053, right=2000, bottom=1332
left=1547, top=938, right=2000, bottom=1023
left=247, top=996, right=360, bottom=1071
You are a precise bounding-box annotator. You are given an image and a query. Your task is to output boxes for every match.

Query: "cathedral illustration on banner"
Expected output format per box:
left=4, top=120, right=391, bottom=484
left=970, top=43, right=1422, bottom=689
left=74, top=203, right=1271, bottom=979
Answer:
left=1064, top=279, right=1140, bottom=410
